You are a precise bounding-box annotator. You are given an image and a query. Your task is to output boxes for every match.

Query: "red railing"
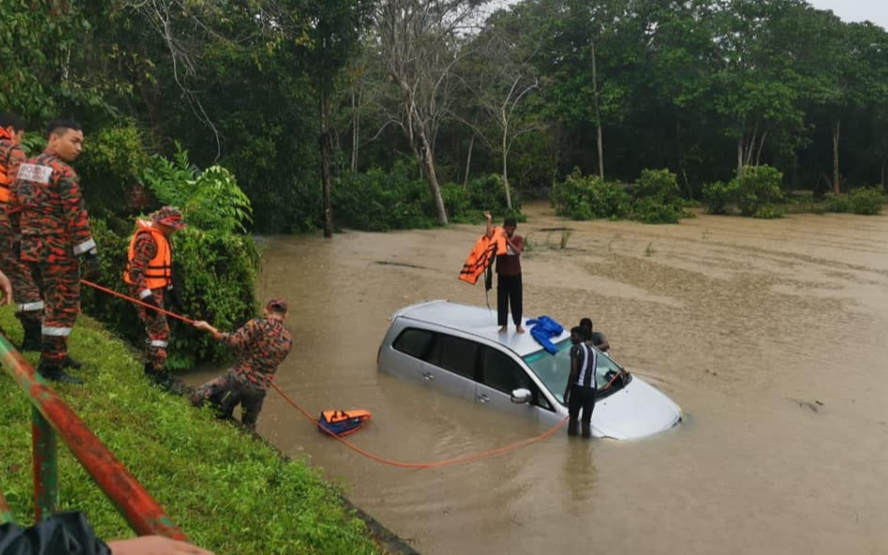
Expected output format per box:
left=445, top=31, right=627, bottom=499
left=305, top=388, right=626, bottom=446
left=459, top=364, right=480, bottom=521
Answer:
left=0, top=333, right=187, bottom=538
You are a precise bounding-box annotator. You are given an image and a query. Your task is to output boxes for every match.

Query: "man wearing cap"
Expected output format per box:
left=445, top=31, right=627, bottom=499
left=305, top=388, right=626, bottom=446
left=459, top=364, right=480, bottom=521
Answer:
left=190, top=299, right=293, bottom=431
left=123, top=206, right=186, bottom=389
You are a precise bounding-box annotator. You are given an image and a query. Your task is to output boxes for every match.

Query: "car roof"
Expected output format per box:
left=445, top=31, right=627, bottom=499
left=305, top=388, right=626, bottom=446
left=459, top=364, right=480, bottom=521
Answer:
left=392, top=300, right=572, bottom=357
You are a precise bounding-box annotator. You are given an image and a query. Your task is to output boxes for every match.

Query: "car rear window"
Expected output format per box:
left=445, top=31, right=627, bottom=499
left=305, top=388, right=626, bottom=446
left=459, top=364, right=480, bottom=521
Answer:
left=392, top=328, right=433, bottom=359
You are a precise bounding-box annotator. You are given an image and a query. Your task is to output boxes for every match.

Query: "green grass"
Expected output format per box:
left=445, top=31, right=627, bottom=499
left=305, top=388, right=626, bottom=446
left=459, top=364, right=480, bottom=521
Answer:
left=0, top=307, right=382, bottom=555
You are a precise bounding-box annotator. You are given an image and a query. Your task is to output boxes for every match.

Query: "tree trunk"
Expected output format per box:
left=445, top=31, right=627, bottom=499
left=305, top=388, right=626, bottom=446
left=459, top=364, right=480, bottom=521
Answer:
left=737, top=137, right=744, bottom=175
left=591, top=39, right=604, bottom=179
left=502, top=121, right=513, bottom=210
left=351, top=85, right=359, bottom=173
left=417, top=126, right=448, bottom=225
left=320, top=87, right=334, bottom=238
left=463, top=133, right=475, bottom=188
left=832, top=119, right=841, bottom=195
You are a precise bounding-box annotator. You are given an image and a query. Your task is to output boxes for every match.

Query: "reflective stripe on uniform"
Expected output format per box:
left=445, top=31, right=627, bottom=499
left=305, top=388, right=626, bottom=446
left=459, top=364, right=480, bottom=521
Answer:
left=73, top=238, right=97, bottom=255
left=16, top=301, right=44, bottom=313
left=149, top=339, right=169, bottom=348
left=42, top=326, right=72, bottom=337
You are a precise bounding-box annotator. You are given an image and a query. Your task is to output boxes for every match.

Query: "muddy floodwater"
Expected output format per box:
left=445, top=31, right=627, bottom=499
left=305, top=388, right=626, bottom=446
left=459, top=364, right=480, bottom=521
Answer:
left=190, top=203, right=888, bottom=554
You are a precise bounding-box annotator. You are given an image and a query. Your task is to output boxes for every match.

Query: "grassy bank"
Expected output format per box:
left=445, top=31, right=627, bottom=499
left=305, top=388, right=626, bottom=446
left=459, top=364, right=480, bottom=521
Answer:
left=0, top=307, right=382, bottom=555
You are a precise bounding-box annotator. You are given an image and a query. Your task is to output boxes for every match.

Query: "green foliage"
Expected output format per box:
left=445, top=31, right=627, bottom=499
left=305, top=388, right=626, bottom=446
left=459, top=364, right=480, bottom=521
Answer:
left=826, top=187, right=887, bottom=215
left=333, top=159, right=519, bottom=230
left=553, top=168, right=688, bottom=224
left=144, top=146, right=253, bottom=234
left=702, top=181, right=736, bottom=214
left=0, top=310, right=382, bottom=555
left=734, top=165, right=785, bottom=217
left=848, top=187, right=886, bottom=215
left=19, top=132, right=46, bottom=157
left=552, top=169, right=632, bottom=220
left=753, top=205, right=786, bottom=219
left=78, top=122, right=151, bottom=216
left=824, top=192, right=852, bottom=213
left=82, top=149, right=259, bottom=371
left=333, top=160, right=435, bottom=231
left=632, top=168, right=681, bottom=201
left=632, top=197, right=686, bottom=224
left=702, top=165, right=785, bottom=217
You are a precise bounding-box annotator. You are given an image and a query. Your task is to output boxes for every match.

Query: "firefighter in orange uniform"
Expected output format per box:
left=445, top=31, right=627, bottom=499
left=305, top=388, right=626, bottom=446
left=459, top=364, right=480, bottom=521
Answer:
left=8, top=119, right=100, bottom=384
left=123, top=206, right=186, bottom=389
left=0, top=113, right=44, bottom=350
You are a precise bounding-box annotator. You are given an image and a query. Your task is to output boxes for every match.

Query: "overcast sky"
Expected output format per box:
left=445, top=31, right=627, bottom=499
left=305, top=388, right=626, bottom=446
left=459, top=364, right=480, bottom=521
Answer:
left=807, top=0, right=888, bottom=29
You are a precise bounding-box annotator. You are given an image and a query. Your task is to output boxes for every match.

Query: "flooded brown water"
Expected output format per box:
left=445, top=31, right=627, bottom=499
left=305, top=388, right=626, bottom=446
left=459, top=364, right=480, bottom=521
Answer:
left=191, top=203, right=888, bottom=554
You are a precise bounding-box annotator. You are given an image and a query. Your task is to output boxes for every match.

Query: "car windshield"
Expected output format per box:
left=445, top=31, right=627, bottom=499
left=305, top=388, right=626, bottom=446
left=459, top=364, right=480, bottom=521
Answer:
left=523, top=340, right=625, bottom=404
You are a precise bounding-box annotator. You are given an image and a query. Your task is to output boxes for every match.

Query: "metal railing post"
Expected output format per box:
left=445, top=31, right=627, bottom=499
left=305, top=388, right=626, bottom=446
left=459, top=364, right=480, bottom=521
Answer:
left=32, top=408, right=59, bottom=521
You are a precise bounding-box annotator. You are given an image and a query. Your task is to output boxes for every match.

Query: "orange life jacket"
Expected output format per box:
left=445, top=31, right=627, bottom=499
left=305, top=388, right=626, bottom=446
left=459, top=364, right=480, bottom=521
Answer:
left=0, top=128, right=14, bottom=203
left=459, top=227, right=507, bottom=285
left=123, top=220, right=172, bottom=289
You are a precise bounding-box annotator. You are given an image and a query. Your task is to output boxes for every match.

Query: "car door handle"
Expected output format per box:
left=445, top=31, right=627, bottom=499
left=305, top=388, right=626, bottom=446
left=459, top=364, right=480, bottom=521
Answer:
left=422, top=371, right=434, bottom=381
left=476, top=393, right=490, bottom=403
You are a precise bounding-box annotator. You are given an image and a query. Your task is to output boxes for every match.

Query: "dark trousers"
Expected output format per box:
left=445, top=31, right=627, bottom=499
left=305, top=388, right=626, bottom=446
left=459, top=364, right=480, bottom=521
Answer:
left=191, top=372, right=268, bottom=430
left=497, top=273, right=523, bottom=327
left=568, top=384, right=597, bottom=424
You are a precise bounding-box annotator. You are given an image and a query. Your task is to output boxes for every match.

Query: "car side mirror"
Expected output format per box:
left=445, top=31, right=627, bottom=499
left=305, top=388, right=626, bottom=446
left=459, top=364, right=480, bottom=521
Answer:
left=510, top=388, right=532, bottom=404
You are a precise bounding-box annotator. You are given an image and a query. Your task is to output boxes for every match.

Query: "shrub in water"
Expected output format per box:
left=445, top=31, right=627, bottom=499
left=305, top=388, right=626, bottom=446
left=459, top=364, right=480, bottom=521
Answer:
left=552, top=169, right=632, bottom=220
left=734, top=165, right=784, bottom=217
left=702, top=181, right=737, bottom=214
left=849, top=187, right=886, bottom=215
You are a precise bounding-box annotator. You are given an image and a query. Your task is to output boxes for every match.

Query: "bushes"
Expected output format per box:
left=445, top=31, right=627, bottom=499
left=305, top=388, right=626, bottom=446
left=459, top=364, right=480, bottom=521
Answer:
left=825, top=187, right=886, bottom=215
left=81, top=150, right=260, bottom=371
left=702, top=165, right=785, bottom=217
left=552, top=168, right=688, bottom=224
left=333, top=160, right=434, bottom=231
left=333, top=159, right=522, bottom=231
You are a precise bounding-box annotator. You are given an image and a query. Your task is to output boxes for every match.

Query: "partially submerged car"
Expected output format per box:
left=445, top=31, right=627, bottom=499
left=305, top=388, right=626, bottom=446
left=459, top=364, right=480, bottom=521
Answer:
left=377, top=300, right=682, bottom=440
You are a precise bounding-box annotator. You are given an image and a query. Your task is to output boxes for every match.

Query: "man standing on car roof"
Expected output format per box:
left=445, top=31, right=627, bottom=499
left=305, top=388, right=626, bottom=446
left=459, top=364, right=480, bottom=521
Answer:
left=485, top=211, right=525, bottom=334
left=123, top=206, right=187, bottom=391
left=8, top=118, right=100, bottom=385
left=189, top=299, right=293, bottom=431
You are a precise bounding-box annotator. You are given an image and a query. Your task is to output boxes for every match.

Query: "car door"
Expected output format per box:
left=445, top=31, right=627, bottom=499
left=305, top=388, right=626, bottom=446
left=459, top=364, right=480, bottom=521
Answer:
left=416, top=332, right=478, bottom=402
left=475, top=346, right=547, bottom=422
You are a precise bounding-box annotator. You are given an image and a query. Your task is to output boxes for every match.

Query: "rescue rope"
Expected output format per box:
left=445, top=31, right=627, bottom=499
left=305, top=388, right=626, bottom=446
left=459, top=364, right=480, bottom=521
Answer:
left=81, top=279, right=570, bottom=469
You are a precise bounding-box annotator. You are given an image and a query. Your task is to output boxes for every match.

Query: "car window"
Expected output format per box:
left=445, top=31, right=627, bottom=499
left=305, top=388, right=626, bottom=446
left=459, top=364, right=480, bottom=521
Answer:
left=424, top=333, right=478, bottom=381
left=479, top=347, right=553, bottom=411
left=523, top=340, right=626, bottom=404
left=392, top=328, right=434, bottom=360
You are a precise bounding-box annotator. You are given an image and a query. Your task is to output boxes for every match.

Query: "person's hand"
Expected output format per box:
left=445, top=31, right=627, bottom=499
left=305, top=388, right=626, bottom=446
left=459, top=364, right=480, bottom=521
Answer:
left=0, top=270, right=11, bottom=306
left=193, top=320, right=213, bottom=332
left=483, top=211, right=492, bottom=221
left=107, top=535, right=216, bottom=555
left=82, top=248, right=101, bottom=281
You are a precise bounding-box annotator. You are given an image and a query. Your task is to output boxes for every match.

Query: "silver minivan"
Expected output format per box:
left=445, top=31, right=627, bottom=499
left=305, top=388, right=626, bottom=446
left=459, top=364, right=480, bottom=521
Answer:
left=377, top=300, right=682, bottom=440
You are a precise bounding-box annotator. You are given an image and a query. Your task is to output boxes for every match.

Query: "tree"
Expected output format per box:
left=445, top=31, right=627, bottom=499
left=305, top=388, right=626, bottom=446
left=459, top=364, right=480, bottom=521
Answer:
left=374, top=0, right=489, bottom=225
left=460, top=5, right=543, bottom=209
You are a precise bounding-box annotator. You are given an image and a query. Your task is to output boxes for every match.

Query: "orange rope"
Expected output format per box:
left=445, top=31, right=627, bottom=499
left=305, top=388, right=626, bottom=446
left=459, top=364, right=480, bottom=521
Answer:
left=81, top=280, right=196, bottom=325
left=81, top=279, right=569, bottom=468
left=271, top=381, right=568, bottom=469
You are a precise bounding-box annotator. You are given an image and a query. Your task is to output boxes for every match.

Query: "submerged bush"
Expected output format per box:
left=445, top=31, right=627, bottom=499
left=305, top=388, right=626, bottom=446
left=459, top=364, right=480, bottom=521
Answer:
left=552, top=169, right=632, bottom=220
left=848, top=187, right=886, bottom=215
left=734, top=165, right=784, bottom=217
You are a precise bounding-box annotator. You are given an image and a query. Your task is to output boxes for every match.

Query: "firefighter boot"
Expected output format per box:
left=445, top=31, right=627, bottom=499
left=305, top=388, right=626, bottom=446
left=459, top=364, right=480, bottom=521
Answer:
left=20, top=321, right=42, bottom=352
left=581, top=422, right=592, bottom=439
left=38, top=361, right=84, bottom=385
